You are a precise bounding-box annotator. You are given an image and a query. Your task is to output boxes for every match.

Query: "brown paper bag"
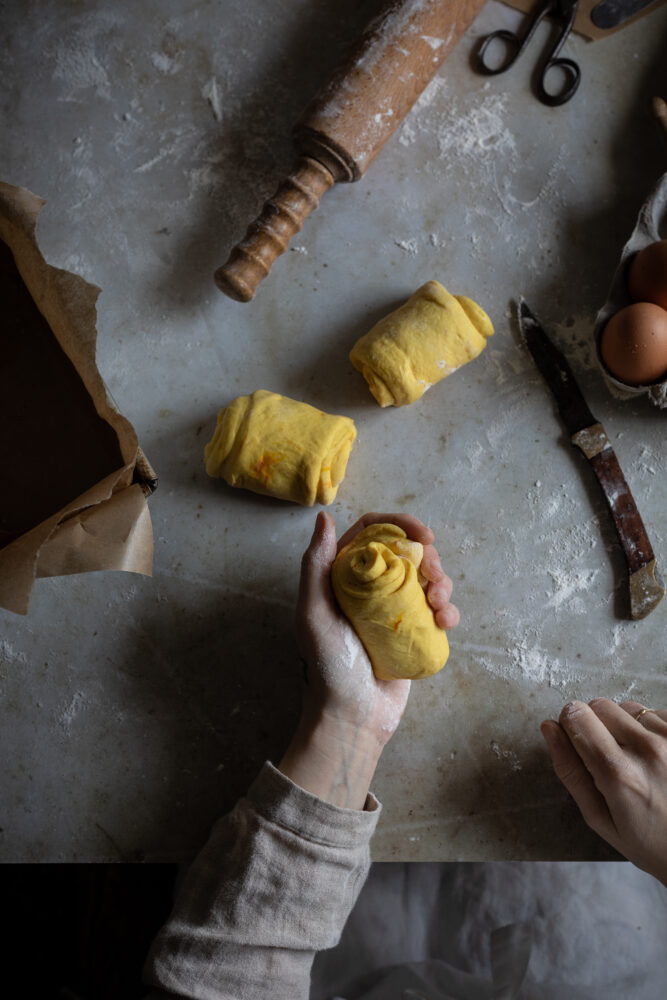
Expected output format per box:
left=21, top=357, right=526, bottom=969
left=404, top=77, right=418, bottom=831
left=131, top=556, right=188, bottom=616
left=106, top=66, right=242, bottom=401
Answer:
left=0, top=182, right=155, bottom=615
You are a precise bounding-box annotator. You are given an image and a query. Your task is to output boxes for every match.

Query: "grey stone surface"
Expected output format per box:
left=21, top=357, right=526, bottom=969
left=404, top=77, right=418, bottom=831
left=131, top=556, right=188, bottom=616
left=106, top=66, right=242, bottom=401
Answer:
left=1, top=0, right=666, bottom=860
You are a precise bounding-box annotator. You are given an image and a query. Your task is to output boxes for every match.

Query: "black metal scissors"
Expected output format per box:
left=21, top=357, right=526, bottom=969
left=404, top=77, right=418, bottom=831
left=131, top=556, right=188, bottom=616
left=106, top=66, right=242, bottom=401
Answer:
left=476, top=0, right=581, bottom=107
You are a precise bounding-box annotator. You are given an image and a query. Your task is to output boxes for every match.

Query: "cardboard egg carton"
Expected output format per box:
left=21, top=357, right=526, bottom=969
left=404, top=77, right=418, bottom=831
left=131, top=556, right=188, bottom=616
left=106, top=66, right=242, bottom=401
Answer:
left=594, top=170, right=667, bottom=409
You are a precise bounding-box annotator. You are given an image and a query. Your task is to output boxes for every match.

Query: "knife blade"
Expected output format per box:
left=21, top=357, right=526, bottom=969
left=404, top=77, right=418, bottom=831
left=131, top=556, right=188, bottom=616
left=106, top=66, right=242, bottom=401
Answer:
left=518, top=298, right=664, bottom=620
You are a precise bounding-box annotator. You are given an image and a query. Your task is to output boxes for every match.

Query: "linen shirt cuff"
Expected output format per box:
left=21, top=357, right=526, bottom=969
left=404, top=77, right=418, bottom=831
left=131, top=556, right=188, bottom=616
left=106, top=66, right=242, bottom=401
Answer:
left=245, top=760, right=381, bottom=849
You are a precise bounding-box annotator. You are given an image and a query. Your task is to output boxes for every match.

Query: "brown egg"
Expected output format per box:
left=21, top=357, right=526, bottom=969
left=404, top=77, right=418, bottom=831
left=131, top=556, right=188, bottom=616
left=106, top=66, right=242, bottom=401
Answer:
left=600, top=302, right=667, bottom=386
left=627, top=239, right=667, bottom=310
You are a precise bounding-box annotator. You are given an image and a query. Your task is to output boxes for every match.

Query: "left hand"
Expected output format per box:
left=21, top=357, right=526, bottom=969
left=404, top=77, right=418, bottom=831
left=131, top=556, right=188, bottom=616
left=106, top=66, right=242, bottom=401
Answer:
left=295, top=510, right=459, bottom=747
left=281, top=511, right=458, bottom=809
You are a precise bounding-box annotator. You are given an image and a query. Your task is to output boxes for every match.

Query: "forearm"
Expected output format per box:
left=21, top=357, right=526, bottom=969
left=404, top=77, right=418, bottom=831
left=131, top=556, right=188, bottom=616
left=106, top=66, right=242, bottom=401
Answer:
left=144, top=762, right=380, bottom=1000
left=278, top=707, right=384, bottom=810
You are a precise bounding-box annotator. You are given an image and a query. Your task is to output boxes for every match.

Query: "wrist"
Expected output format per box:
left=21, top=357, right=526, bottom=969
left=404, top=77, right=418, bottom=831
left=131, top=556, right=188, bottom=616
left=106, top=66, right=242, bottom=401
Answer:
left=278, top=707, right=383, bottom=810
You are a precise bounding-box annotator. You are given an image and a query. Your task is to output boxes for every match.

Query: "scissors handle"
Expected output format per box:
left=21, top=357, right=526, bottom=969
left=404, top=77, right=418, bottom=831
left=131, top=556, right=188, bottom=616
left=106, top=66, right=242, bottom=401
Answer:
left=537, top=0, right=580, bottom=106
left=476, top=0, right=581, bottom=106
left=538, top=56, right=580, bottom=106
left=476, top=3, right=552, bottom=76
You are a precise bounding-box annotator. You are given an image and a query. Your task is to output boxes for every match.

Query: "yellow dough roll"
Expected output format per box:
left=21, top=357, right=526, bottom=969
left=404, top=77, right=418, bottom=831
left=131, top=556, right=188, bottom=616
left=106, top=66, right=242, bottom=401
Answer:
left=331, top=523, right=449, bottom=681
left=204, top=390, right=356, bottom=506
left=350, top=280, right=494, bottom=407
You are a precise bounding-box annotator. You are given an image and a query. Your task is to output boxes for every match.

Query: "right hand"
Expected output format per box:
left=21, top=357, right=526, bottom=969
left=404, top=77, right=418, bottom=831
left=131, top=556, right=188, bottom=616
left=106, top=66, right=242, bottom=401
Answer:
left=541, top=698, right=667, bottom=886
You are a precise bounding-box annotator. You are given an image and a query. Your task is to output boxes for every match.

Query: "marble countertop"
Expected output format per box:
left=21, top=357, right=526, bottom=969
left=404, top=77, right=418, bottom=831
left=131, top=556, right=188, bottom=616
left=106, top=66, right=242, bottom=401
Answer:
left=2, top=0, right=666, bottom=861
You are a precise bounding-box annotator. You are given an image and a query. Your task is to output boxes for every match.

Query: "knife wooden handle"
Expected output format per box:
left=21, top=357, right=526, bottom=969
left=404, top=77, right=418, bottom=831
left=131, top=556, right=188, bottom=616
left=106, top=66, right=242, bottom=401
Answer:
left=589, top=450, right=655, bottom=573
left=572, top=424, right=654, bottom=573
left=573, top=425, right=664, bottom=619
left=572, top=424, right=655, bottom=573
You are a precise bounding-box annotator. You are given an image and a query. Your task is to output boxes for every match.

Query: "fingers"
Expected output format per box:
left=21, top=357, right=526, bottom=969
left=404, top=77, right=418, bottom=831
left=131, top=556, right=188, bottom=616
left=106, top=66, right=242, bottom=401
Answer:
left=297, top=512, right=338, bottom=622
left=619, top=700, right=667, bottom=736
left=420, top=543, right=447, bottom=586
left=425, top=575, right=460, bottom=628
left=555, top=701, right=630, bottom=791
left=540, top=718, right=614, bottom=839
left=416, top=543, right=460, bottom=627
left=543, top=699, right=667, bottom=788
left=433, top=600, right=460, bottom=629
left=587, top=697, right=665, bottom=751
left=337, top=511, right=434, bottom=552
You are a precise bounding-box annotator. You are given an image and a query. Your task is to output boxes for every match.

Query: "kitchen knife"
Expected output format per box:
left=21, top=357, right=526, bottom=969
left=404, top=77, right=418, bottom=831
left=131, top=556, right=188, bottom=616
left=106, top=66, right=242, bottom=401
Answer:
left=518, top=298, right=664, bottom=620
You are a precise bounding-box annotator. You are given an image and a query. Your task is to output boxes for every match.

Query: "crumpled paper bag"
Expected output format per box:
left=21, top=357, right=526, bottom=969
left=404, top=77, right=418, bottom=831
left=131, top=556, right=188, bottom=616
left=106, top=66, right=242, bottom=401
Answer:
left=0, top=181, right=155, bottom=615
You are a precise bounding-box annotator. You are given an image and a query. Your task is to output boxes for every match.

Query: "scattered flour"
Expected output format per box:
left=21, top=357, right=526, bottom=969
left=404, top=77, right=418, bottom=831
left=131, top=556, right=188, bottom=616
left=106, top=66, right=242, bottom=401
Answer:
left=490, top=740, right=522, bottom=771
left=60, top=691, right=87, bottom=729
left=133, top=124, right=201, bottom=174
left=465, top=633, right=579, bottom=693
left=394, top=237, right=419, bottom=255
left=402, top=77, right=516, bottom=165
left=49, top=13, right=120, bottom=102
left=398, top=120, right=418, bottom=148
left=0, top=640, right=27, bottom=666
left=545, top=567, right=599, bottom=612
left=465, top=440, right=485, bottom=473
left=151, top=49, right=182, bottom=75
left=202, top=77, right=223, bottom=122
left=437, top=93, right=517, bottom=162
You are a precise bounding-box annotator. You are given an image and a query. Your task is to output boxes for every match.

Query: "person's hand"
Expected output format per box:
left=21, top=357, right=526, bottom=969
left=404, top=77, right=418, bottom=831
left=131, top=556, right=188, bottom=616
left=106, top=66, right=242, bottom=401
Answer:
left=541, top=699, right=667, bottom=886
left=296, top=510, right=458, bottom=741
left=280, top=511, right=458, bottom=809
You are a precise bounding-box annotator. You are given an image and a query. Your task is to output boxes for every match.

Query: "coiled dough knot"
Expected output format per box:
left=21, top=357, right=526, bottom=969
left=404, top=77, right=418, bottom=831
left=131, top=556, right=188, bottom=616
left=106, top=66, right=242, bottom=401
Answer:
left=332, top=523, right=449, bottom=680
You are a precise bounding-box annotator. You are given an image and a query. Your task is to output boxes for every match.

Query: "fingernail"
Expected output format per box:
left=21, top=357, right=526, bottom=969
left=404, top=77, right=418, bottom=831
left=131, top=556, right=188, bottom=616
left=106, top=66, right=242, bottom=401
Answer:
left=562, top=700, right=585, bottom=717
left=310, top=512, right=325, bottom=545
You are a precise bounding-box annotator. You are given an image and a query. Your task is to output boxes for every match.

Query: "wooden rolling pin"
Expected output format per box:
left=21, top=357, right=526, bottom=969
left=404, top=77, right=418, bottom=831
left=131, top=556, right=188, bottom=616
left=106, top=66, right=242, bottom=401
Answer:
left=215, top=0, right=488, bottom=301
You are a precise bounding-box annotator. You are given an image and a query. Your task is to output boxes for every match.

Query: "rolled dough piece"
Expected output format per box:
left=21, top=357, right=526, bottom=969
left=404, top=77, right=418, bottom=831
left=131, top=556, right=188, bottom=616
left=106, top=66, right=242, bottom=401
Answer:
left=204, top=389, right=356, bottom=506
left=349, top=279, right=494, bottom=406
left=331, top=523, right=449, bottom=680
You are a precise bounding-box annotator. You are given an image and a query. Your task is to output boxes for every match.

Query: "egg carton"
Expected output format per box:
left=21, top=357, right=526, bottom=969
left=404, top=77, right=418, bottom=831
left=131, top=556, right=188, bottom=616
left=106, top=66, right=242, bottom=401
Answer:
left=594, top=170, right=667, bottom=408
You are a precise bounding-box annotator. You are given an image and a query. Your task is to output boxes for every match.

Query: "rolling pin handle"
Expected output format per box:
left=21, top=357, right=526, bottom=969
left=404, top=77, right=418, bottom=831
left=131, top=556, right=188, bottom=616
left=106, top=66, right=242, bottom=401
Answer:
left=214, top=156, right=335, bottom=302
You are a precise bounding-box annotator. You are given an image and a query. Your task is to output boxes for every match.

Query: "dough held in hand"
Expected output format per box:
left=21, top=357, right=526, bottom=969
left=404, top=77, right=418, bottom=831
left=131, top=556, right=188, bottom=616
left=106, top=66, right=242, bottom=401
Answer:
left=204, top=390, right=356, bottom=506
left=331, top=523, right=449, bottom=680
left=350, top=280, right=494, bottom=406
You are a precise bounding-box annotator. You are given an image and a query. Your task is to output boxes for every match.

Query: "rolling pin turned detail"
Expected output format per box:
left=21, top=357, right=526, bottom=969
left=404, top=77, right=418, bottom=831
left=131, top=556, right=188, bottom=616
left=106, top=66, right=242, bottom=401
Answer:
left=215, top=0, right=489, bottom=301
left=214, top=157, right=335, bottom=302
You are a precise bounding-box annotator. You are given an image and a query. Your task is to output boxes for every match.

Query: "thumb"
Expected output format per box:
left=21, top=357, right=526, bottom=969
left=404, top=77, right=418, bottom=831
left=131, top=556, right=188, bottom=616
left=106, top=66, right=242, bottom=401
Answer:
left=298, top=511, right=338, bottom=617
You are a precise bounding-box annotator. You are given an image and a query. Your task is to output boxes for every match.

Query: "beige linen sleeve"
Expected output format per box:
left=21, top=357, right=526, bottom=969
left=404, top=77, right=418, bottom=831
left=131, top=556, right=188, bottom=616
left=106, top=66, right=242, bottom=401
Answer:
left=143, top=761, right=381, bottom=1000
